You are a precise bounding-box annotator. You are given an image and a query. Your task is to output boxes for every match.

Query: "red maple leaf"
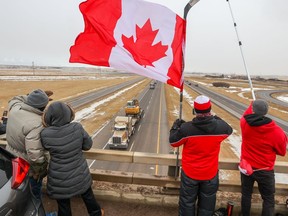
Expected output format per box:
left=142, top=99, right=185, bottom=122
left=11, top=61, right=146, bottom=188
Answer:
left=122, top=19, right=168, bottom=67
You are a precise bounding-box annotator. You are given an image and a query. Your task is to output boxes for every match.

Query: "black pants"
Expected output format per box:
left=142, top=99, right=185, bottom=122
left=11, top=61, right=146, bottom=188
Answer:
left=241, top=170, right=275, bottom=216
left=56, top=187, right=102, bottom=216
left=179, top=170, right=219, bottom=216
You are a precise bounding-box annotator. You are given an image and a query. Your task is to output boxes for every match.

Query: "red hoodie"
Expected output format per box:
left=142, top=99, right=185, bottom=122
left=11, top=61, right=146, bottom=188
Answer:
left=240, top=102, right=287, bottom=170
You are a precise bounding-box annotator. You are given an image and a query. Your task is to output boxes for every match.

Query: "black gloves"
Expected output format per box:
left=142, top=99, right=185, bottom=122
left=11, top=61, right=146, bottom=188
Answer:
left=171, top=119, right=185, bottom=130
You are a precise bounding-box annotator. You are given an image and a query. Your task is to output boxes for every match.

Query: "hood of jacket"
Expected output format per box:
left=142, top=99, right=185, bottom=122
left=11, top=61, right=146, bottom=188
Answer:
left=244, top=114, right=272, bottom=126
left=43, top=101, right=74, bottom=127
left=8, top=95, right=44, bottom=115
left=192, top=115, right=217, bottom=133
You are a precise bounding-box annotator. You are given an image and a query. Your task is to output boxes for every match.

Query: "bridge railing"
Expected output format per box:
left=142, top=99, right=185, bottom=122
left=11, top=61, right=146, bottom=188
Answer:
left=1, top=138, right=287, bottom=195
left=84, top=148, right=288, bottom=196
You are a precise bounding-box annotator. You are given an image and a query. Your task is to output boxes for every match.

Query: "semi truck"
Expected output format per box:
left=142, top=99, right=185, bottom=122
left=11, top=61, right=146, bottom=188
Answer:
left=108, top=99, right=143, bottom=150
left=108, top=116, right=135, bottom=149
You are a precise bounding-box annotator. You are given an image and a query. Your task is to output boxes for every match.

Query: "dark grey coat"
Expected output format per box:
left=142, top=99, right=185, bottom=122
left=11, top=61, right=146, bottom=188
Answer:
left=41, top=101, right=92, bottom=199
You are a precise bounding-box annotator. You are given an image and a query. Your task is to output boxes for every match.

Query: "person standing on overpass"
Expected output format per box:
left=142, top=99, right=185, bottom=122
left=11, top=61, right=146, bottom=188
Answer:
left=6, top=89, right=52, bottom=199
left=41, top=101, right=104, bottom=216
left=239, top=99, right=287, bottom=216
left=169, top=95, right=233, bottom=216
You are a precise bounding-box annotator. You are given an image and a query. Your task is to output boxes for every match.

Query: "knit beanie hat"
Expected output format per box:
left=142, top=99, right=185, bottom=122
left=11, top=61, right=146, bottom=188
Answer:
left=252, top=99, right=269, bottom=116
left=27, top=89, right=49, bottom=109
left=194, top=95, right=211, bottom=114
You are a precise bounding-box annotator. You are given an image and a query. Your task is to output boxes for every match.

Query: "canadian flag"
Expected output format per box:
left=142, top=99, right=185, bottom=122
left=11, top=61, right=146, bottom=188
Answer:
left=70, top=0, right=186, bottom=89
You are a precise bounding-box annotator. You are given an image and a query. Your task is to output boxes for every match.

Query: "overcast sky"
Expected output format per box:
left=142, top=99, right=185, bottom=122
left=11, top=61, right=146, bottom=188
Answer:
left=0, top=0, right=287, bottom=77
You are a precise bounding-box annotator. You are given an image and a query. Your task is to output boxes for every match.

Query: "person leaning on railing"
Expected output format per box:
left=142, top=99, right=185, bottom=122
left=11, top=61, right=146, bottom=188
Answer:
left=41, top=101, right=104, bottom=216
left=169, top=95, right=233, bottom=216
left=5, top=89, right=53, bottom=200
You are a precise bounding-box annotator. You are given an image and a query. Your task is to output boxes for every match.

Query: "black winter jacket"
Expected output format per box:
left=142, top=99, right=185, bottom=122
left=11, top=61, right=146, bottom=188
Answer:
left=41, top=101, right=92, bottom=199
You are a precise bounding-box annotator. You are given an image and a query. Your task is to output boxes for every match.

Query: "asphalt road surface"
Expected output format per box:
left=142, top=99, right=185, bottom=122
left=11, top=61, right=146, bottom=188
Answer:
left=90, top=82, right=170, bottom=176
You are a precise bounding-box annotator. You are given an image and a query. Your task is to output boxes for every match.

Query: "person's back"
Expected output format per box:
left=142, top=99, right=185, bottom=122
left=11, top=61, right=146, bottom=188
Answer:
left=41, top=101, right=92, bottom=199
left=6, top=100, right=44, bottom=160
left=41, top=101, right=103, bottom=216
left=240, top=102, right=286, bottom=170
left=172, top=115, right=232, bottom=180
left=240, top=99, right=287, bottom=216
left=169, top=95, right=233, bottom=216
left=5, top=89, right=50, bottom=199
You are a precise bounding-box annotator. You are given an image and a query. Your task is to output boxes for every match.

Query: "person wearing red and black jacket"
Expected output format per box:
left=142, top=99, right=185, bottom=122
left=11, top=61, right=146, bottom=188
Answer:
left=169, top=95, right=233, bottom=216
left=240, top=99, right=287, bottom=216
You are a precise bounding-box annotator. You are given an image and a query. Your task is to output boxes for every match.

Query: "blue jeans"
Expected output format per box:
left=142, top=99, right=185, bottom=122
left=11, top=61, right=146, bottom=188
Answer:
left=179, top=171, right=219, bottom=216
left=29, top=177, right=43, bottom=200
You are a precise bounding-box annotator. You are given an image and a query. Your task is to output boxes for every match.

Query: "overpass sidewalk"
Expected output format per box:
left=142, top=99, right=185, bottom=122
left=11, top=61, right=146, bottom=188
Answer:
left=42, top=181, right=288, bottom=216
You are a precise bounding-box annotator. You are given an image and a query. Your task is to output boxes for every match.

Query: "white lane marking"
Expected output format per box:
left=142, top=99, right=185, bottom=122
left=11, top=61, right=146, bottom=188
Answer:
left=129, top=141, right=135, bottom=152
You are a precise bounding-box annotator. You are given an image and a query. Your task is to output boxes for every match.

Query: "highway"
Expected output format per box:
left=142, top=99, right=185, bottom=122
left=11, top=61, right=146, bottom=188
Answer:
left=256, top=90, right=288, bottom=108
left=65, top=78, right=288, bottom=175
left=91, top=82, right=170, bottom=176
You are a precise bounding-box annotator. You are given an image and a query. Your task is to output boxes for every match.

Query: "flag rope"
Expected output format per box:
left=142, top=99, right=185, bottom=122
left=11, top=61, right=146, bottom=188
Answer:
left=226, top=0, right=256, bottom=100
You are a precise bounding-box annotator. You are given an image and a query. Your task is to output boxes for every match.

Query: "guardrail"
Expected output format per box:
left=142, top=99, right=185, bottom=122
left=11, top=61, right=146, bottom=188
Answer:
left=1, top=138, right=288, bottom=195
left=85, top=148, right=288, bottom=196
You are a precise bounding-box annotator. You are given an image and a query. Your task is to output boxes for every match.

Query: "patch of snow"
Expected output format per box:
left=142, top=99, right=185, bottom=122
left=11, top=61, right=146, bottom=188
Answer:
left=74, top=80, right=144, bottom=122
left=270, top=106, right=288, bottom=114
left=172, top=105, right=179, bottom=118
left=173, top=87, right=194, bottom=106
left=226, top=90, right=238, bottom=93
left=277, top=94, right=288, bottom=103
left=227, top=131, right=241, bottom=158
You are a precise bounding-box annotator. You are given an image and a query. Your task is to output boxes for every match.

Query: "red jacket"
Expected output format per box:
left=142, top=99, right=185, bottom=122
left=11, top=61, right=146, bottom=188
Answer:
left=169, top=115, right=232, bottom=180
left=240, top=102, right=287, bottom=170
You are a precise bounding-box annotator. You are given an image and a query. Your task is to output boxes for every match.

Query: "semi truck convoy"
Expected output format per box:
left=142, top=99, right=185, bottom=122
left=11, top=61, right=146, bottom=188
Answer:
left=108, top=99, right=143, bottom=149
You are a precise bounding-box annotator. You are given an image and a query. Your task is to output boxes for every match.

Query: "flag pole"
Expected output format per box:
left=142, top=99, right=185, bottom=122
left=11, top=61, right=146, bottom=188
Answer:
left=174, top=0, right=200, bottom=180
left=226, top=0, right=256, bottom=100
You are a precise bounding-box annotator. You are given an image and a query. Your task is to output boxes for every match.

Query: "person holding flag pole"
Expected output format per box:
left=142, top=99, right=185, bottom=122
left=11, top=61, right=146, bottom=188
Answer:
left=69, top=0, right=195, bottom=187
left=69, top=0, right=200, bottom=179
left=239, top=99, right=287, bottom=216
left=226, top=3, right=287, bottom=214
left=169, top=95, right=233, bottom=215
